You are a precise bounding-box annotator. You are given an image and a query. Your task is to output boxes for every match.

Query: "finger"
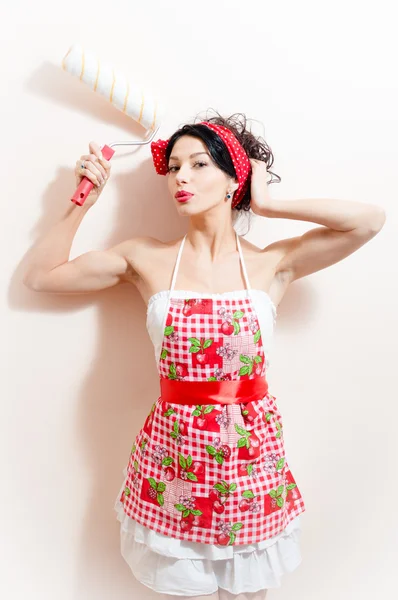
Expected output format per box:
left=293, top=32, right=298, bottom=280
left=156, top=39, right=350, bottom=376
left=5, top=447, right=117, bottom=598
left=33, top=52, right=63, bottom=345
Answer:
left=78, top=155, right=107, bottom=181
left=88, top=144, right=112, bottom=175
left=77, top=160, right=102, bottom=186
left=87, top=154, right=108, bottom=179
left=88, top=140, right=102, bottom=157
left=85, top=161, right=104, bottom=186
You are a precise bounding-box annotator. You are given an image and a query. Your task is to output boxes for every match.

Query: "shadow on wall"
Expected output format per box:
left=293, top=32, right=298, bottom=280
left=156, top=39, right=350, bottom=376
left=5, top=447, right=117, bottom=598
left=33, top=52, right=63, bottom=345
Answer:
left=10, top=61, right=186, bottom=599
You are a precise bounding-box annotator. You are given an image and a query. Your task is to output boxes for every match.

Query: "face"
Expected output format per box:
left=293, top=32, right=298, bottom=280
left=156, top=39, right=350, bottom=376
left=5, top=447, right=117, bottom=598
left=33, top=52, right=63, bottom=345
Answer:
left=166, top=135, right=238, bottom=214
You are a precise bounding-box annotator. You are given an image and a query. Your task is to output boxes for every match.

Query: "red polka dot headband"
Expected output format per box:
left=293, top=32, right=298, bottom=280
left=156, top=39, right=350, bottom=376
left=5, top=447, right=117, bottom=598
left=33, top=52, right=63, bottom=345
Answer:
left=150, top=122, right=252, bottom=209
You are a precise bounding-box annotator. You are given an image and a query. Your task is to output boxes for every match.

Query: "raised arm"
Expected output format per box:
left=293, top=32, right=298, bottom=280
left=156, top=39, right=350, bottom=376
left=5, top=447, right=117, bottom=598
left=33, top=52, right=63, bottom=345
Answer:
left=23, top=141, right=138, bottom=294
left=23, top=236, right=137, bottom=295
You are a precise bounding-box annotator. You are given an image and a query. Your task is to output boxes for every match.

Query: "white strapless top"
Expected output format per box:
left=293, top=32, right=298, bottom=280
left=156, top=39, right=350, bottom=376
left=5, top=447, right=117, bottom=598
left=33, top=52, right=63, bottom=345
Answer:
left=146, top=288, right=277, bottom=365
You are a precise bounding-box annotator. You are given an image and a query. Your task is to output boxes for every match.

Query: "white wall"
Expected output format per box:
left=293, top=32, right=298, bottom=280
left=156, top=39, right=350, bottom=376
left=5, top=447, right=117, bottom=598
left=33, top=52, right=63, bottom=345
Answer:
left=2, top=2, right=397, bottom=599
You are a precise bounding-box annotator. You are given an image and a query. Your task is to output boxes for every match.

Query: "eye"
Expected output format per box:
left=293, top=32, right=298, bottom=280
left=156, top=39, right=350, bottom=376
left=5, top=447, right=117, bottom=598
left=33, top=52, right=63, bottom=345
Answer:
left=168, top=161, right=207, bottom=173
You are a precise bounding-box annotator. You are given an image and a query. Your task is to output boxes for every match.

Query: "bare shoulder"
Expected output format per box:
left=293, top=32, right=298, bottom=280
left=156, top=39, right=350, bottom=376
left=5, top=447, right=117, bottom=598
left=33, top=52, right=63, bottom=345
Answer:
left=120, top=235, right=182, bottom=265
left=115, top=234, right=183, bottom=288
left=239, top=235, right=299, bottom=307
left=239, top=235, right=293, bottom=273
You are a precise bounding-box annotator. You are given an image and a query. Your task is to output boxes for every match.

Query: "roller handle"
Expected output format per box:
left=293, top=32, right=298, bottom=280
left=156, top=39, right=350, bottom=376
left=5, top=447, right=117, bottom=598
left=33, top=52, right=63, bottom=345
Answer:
left=71, top=145, right=115, bottom=206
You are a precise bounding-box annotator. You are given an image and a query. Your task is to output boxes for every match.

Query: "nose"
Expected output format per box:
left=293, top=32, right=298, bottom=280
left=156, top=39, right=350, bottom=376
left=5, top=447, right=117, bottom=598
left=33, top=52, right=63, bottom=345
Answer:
left=175, top=164, right=190, bottom=183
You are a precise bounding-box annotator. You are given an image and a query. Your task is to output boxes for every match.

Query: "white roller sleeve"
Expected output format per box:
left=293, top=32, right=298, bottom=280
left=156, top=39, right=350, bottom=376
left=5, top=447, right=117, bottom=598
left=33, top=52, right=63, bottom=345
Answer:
left=62, top=43, right=163, bottom=131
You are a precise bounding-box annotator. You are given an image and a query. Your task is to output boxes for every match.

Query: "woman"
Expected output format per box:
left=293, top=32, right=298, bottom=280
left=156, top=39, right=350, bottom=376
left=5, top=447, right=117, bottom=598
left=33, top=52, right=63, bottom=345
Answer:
left=23, top=112, right=385, bottom=599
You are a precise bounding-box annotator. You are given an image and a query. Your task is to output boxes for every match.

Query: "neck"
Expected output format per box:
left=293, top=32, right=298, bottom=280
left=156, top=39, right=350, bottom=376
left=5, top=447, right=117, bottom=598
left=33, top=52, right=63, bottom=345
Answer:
left=186, top=217, right=238, bottom=262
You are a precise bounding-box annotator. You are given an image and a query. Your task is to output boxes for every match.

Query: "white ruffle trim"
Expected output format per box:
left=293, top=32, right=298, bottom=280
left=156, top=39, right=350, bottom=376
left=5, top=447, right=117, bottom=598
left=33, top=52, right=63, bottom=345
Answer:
left=114, top=470, right=303, bottom=595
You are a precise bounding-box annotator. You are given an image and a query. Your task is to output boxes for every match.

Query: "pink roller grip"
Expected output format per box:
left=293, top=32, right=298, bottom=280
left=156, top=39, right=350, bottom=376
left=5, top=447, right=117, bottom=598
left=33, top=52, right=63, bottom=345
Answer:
left=71, top=145, right=115, bottom=206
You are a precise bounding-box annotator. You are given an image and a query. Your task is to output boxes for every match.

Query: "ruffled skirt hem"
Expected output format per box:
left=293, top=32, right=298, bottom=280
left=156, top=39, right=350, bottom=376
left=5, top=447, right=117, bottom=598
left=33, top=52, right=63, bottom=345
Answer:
left=114, top=470, right=304, bottom=595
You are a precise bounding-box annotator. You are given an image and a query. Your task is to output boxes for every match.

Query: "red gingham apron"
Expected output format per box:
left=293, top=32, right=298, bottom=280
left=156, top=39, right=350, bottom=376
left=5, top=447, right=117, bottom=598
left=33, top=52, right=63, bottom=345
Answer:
left=119, top=233, right=305, bottom=547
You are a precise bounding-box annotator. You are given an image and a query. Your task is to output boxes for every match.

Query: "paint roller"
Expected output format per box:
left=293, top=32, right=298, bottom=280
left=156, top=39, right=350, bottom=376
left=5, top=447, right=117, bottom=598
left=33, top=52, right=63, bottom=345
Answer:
left=62, top=43, right=165, bottom=206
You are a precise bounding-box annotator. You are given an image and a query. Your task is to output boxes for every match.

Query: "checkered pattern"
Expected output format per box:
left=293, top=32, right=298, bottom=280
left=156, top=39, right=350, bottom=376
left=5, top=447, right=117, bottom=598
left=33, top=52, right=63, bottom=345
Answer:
left=117, top=295, right=306, bottom=546
left=159, top=297, right=266, bottom=381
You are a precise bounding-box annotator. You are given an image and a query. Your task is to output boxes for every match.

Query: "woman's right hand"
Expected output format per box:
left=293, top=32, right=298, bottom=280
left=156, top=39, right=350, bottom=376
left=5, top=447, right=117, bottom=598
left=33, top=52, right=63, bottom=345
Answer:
left=74, top=141, right=112, bottom=206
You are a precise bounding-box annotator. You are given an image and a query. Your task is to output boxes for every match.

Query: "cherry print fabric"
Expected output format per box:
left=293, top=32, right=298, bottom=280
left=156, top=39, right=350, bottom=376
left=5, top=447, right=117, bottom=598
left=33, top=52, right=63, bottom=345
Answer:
left=151, top=122, right=252, bottom=208
left=118, top=294, right=306, bottom=546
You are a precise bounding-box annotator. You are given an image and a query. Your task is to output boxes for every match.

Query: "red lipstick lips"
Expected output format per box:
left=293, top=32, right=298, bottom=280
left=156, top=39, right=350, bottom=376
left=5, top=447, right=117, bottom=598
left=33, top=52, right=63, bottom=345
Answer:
left=175, top=191, right=193, bottom=203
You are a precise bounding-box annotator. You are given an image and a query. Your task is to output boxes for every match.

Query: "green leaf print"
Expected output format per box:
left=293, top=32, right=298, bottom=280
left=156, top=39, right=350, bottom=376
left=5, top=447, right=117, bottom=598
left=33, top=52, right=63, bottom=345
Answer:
left=214, top=483, right=228, bottom=493
left=203, top=339, right=213, bottom=349
left=215, top=454, right=224, bottom=465
left=192, top=509, right=202, bottom=516
left=148, top=478, right=157, bottom=490
left=189, top=346, right=201, bottom=353
left=254, top=355, right=263, bottom=364
left=160, top=348, right=168, bottom=360
left=237, top=438, right=248, bottom=448
left=183, top=509, right=190, bottom=518
left=186, top=455, right=193, bottom=468
left=276, top=497, right=284, bottom=508
left=239, top=366, right=250, bottom=376
left=162, top=457, right=174, bottom=466
left=286, top=483, right=297, bottom=491
left=157, top=493, right=165, bottom=507
left=233, top=310, right=244, bottom=319
left=179, top=454, right=187, bottom=469
left=229, top=532, right=236, bottom=545
left=276, top=458, right=285, bottom=471
left=164, top=326, right=174, bottom=336
left=164, top=408, right=176, bottom=417
left=188, top=337, right=201, bottom=345
left=229, top=483, right=237, bottom=492
left=242, top=490, right=255, bottom=499
left=235, top=424, right=249, bottom=437
left=186, top=472, right=198, bottom=482
left=157, top=482, right=166, bottom=493
left=206, top=445, right=217, bottom=456
left=233, top=321, right=240, bottom=335
left=169, top=364, right=177, bottom=379
left=192, top=409, right=202, bottom=416
left=253, top=330, right=261, bottom=343
left=240, top=354, right=251, bottom=364
left=203, top=405, right=215, bottom=414
left=173, top=421, right=179, bottom=434
left=207, top=377, right=217, bottom=381
left=175, top=504, right=185, bottom=511
left=231, top=523, right=243, bottom=531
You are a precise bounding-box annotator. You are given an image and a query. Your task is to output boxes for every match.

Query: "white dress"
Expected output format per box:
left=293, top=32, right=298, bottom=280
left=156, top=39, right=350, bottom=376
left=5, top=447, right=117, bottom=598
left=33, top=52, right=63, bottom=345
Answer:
left=114, top=289, right=303, bottom=596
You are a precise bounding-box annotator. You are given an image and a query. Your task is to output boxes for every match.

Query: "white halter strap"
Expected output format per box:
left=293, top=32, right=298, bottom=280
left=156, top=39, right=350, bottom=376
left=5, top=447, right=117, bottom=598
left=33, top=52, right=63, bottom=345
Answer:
left=235, top=231, right=252, bottom=291
left=169, top=234, right=187, bottom=293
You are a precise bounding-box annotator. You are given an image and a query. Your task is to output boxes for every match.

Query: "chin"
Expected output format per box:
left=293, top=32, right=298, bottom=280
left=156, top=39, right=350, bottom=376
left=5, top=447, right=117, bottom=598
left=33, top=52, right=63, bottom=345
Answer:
left=174, top=199, right=219, bottom=215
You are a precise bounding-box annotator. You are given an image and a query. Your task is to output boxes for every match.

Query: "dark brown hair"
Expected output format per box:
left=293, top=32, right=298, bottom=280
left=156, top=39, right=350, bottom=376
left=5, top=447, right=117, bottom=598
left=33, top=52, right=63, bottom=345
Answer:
left=165, top=109, right=281, bottom=212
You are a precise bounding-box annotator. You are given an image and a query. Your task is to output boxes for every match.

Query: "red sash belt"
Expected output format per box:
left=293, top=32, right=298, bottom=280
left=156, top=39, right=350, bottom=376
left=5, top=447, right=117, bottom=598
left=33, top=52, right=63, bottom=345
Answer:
left=160, top=376, right=269, bottom=406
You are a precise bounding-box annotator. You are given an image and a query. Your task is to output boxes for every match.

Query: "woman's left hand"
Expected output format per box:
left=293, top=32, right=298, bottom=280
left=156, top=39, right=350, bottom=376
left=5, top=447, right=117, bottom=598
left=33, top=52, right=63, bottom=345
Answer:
left=249, top=159, right=273, bottom=216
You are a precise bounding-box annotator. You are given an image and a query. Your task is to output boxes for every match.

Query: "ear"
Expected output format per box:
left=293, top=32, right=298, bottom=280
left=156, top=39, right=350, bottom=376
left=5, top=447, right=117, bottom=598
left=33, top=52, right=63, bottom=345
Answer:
left=232, top=178, right=239, bottom=193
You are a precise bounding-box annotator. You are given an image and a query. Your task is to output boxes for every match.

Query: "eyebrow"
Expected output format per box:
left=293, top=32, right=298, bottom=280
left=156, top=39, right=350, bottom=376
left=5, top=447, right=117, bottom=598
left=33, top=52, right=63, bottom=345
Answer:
left=169, top=152, right=210, bottom=161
